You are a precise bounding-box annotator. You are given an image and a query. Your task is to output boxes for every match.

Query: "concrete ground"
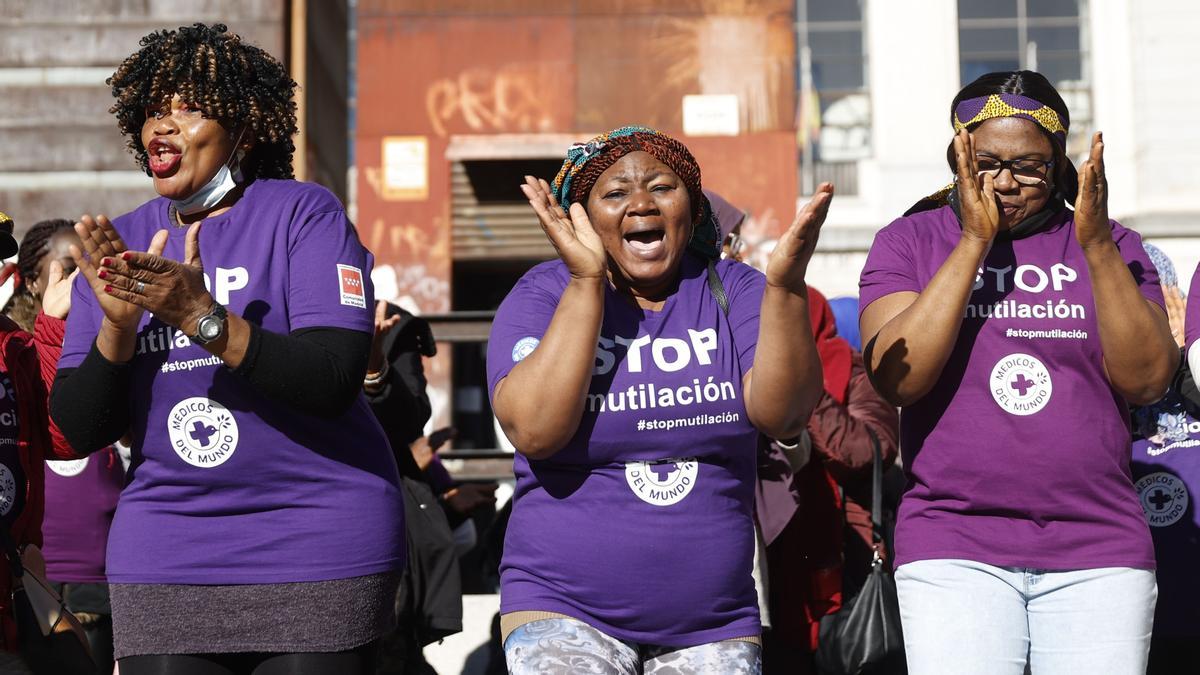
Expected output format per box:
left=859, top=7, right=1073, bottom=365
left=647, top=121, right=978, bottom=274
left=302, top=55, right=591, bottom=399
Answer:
left=424, top=594, right=501, bottom=675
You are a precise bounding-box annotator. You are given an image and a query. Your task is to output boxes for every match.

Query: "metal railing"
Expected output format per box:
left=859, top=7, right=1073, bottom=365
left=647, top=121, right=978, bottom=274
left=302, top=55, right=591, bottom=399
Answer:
left=423, top=310, right=496, bottom=343
left=421, top=310, right=515, bottom=481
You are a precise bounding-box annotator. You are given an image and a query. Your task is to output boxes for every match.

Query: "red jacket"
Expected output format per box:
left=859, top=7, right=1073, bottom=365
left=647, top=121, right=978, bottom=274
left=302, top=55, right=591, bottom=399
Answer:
left=758, top=352, right=899, bottom=656
left=0, top=313, right=78, bottom=649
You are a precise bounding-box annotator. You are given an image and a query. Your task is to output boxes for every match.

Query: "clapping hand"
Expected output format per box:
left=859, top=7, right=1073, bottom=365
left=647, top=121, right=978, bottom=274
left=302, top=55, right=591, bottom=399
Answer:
left=1074, top=132, right=1113, bottom=250
left=764, top=182, right=834, bottom=292
left=954, top=129, right=1000, bottom=245
left=72, top=215, right=144, bottom=330
left=40, top=260, right=78, bottom=320
left=520, top=176, right=606, bottom=282
left=1164, top=284, right=1186, bottom=349
left=369, top=300, right=403, bottom=374
left=97, top=223, right=214, bottom=335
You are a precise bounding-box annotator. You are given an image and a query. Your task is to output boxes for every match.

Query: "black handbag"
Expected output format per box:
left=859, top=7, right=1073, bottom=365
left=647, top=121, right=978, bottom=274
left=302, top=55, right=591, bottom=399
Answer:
left=814, top=429, right=906, bottom=675
left=0, top=531, right=95, bottom=674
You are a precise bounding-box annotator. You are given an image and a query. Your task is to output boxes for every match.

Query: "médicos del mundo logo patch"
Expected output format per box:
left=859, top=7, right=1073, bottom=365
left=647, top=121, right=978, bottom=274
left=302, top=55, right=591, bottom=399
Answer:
left=167, top=397, right=240, bottom=468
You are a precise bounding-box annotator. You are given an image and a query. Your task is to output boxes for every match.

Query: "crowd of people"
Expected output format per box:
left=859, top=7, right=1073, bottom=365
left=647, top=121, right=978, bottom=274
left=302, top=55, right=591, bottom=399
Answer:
left=0, top=20, right=1193, bottom=675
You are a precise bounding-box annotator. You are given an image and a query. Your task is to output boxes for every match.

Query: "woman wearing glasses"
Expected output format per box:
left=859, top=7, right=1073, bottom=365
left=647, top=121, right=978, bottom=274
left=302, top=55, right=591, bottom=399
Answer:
left=858, top=70, right=1176, bottom=674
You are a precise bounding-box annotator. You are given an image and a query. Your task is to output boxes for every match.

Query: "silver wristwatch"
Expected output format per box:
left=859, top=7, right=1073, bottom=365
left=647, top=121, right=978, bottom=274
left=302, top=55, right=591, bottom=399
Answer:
left=189, top=303, right=228, bottom=345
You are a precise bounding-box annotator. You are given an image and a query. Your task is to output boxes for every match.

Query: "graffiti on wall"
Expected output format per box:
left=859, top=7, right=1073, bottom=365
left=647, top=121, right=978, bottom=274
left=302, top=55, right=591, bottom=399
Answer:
left=425, top=64, right=565, bottom=136
left=363, top=215, right=451, bottom=315
left=372, top=259, right=451, bottom=315
left=367, top=228, right=453, bottom=433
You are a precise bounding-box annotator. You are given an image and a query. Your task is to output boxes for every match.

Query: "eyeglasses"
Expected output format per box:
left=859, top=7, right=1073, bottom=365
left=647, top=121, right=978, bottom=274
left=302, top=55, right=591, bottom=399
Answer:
left=976, top=155, right=1054, bottom=186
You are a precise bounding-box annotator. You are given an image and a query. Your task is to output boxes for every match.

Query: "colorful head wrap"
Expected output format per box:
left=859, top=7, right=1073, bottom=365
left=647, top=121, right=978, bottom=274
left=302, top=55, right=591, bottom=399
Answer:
left=953, top=93, right=1068, bottom=149
left=551, top=126, right=720, bottom=260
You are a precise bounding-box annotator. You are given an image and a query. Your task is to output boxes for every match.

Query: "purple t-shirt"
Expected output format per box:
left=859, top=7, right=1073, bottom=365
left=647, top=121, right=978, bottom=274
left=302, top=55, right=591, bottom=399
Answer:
left=487, top=256, right=763, bottom=646
left=59, top=179, right=405, bottom=585
left=860, top=206, right=1161, bottom=571
left=43, top=450, right=123, bottom=583
left=1130, top=394, right=1200, bottom=637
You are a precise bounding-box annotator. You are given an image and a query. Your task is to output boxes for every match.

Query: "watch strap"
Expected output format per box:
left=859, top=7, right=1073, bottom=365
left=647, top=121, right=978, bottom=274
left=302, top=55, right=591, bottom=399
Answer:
left=189, top=302, right=228, bottom=344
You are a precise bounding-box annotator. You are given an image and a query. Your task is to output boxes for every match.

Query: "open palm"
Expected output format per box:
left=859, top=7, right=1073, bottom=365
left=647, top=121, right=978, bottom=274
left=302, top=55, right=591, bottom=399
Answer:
left=954, top=129, right=1000, bottom=245
left=520, top=176, right=606, bottom=281
left=765, top=183, right=834, bottom=292
left=71, top=214, right=144, bottom=329
left=1074, top=132, right=1112, bottom=250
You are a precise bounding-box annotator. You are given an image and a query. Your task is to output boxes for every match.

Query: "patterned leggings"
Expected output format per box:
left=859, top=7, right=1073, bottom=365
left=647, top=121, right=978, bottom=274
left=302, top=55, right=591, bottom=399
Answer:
left=504, top=617, right=761, bottom=674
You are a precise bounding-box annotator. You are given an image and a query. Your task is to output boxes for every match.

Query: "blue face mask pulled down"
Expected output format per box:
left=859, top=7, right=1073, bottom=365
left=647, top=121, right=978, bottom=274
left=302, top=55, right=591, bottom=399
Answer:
left=172, top=130, right=246, bottom=216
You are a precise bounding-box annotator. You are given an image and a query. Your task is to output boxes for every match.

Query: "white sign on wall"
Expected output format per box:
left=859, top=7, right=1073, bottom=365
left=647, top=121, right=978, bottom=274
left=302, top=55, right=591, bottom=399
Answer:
left=682, top=95, right=740, bottom=137
left=381, top=136, right=429, bottom=201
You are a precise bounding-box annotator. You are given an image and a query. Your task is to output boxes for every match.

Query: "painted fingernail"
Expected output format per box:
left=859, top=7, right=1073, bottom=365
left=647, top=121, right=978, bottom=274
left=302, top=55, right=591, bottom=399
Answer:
left=97, top=270, right=107, bottom=279
left=100, top=257, right=112, bottom=267
left=122, top=252, right=133, bottom=261
left=103, top=284, right=112, bottom=293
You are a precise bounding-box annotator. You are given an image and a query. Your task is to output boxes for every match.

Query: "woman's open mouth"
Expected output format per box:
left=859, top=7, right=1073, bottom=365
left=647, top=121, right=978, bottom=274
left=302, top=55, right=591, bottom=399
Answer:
left=623, top=229, right=666, bottom=259
left=147, top=139, right=182, bottom=177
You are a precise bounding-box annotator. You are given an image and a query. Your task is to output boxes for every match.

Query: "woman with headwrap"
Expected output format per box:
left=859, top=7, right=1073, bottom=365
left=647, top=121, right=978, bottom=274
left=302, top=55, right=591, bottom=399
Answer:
left=486, top=126, right=831, bottom=673
left=859, top=71, right=1176, bottom=673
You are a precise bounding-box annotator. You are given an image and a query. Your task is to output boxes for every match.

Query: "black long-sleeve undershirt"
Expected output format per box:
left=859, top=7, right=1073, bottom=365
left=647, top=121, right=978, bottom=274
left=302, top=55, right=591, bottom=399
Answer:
left=1174, top=347, right=1200, bottom=418
left=50, top=324, right=370, bottom=454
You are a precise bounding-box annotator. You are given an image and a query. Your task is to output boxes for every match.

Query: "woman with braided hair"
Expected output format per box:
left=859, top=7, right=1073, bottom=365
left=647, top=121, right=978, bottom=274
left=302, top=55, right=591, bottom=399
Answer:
left=2, top=219, right=78, bottom=333
left=859, top=70, right=1174, bottom=673
left=0, top=212, right=84, bottom=672
left=2, top=219, right=125, bottom=673
left=49, top=24, right=404, bottom=674
left=487, top=126, right=831, bottom=673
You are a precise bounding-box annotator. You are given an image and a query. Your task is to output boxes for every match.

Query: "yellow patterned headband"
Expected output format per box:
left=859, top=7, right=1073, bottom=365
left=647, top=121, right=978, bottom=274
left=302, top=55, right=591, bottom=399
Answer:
left=953, top=93, right=1067, bottom=146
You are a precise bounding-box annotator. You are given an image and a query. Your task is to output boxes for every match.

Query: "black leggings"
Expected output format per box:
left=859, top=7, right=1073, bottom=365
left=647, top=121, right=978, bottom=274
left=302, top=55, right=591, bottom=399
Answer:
left=117, top=640, right=378, bottom=675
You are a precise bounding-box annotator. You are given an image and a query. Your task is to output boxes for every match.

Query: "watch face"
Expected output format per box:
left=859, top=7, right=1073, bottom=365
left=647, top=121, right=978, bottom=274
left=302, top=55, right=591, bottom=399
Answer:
left=198, top=316, right=222, bottom=341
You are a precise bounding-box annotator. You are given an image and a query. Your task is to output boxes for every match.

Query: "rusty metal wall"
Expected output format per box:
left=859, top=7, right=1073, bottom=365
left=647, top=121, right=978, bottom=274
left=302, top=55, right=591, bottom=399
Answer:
left=356, top=1, right=799, bottom=433
left=355, top=0, right=798, bottom=289
left=355, top=13, right=576, bottom=315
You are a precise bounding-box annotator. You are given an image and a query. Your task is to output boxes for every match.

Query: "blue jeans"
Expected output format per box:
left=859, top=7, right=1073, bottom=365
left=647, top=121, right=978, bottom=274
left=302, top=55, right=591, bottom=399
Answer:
left=895, top=559, right=1156, bottom=675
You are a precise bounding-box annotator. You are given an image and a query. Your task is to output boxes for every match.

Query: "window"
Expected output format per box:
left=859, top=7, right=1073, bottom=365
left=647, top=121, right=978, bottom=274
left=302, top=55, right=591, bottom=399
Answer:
left=958, top=0, right=1091, bottom=155
left=797, top=0, right=869, bottom=194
